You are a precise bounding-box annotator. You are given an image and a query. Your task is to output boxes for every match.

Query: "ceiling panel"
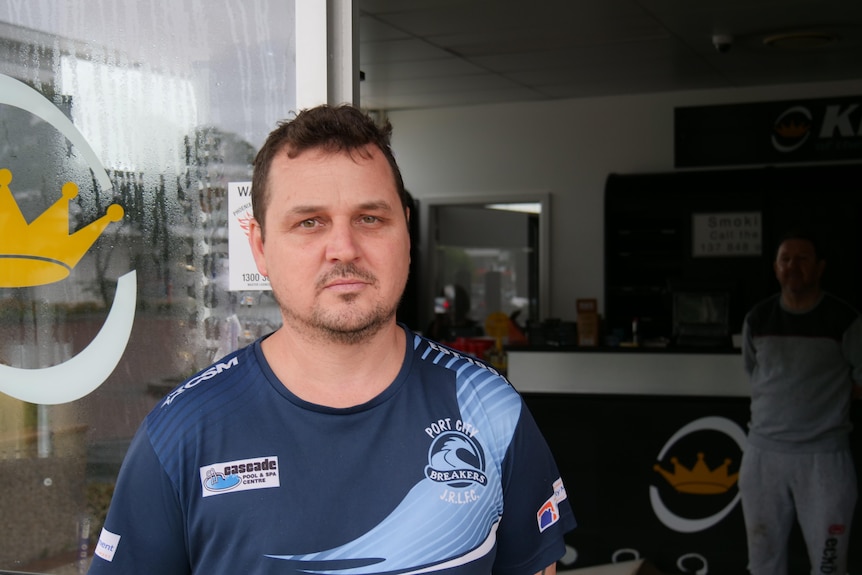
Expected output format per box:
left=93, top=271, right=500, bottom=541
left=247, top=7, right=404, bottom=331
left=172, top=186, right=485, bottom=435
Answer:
left=360, top=59, right=490, bottom=82
left=358, top=0, right=862, bottom=111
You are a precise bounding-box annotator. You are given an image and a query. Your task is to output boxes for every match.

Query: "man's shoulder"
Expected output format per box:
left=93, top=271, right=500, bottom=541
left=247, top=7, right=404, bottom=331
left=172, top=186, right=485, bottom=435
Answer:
left=746, top=294, right=781, bottom=325
left=410, top=330, right=511, bottom=384
left=819, top=292, right=861, bottom=317
left=138, top=343, right=266, bottom=471
left=746, top=293, right=860, bottom=340
left=146, top=343, right=261, bottom=429
left=408, top=331, right=523, bottom=423
left=817, top=293, right=862, bottom=334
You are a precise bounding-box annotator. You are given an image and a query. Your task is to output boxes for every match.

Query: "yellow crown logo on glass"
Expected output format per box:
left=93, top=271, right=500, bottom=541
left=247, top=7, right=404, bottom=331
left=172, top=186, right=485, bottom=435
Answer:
left=0, top=168, right=124, bottom=287
left=653, top=452, right=739, bottom=495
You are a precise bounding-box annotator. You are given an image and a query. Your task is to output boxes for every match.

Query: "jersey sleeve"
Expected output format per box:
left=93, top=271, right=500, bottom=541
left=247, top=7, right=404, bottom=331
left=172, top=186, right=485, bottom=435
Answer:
left=87, top=423, right=189, bottom=575
left=492, top=400, right=576, bottom=575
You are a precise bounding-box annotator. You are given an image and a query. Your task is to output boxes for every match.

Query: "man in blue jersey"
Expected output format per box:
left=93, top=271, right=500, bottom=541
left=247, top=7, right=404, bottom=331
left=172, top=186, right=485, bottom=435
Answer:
left=89, top=104, right=575, bottom=575
left=739, top=229, right=862, bottom=575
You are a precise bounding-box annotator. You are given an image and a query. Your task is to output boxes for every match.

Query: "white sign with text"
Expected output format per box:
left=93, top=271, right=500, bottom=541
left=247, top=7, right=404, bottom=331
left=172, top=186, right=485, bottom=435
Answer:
left=692, top=212, right=762, bottom=257
left=228, top=182, right=270, bottom=291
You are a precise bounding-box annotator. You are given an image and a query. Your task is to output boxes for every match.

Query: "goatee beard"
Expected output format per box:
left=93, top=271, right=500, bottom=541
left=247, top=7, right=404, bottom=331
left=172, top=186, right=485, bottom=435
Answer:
left=276, top=262, right=405, bottom=344
left=308, top=305, right=394, bottom=344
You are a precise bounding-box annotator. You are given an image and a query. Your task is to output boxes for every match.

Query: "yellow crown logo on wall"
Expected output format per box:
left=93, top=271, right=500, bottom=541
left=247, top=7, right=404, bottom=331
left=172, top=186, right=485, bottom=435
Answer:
left=0, top=168, right=124, bottom=288
left=653, top=452, right=739, bottom=495
left=774, top=120, right=810, bottom=139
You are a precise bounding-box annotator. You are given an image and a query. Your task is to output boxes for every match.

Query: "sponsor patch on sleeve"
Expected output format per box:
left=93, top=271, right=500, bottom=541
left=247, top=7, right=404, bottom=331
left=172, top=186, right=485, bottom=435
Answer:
left=95, top=528, right=121, bottom=562
left=536, top=477, right=568, bottom=533
left=200, top=455, right=280, bottom=497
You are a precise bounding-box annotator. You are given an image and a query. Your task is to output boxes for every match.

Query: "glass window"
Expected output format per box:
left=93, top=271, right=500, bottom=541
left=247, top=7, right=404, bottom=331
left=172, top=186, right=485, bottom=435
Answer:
left=0, top=2, right=297, bottom=571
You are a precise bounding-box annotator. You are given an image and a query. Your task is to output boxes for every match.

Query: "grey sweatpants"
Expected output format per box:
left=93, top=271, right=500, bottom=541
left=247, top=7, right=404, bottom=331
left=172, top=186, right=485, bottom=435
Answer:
left=738, top=444, right=857, bottom=575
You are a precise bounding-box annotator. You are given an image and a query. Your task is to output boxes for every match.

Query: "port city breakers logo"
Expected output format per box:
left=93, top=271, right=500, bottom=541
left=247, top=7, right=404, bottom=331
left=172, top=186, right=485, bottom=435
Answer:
left=200, top=455, right=280, bottom=497
left=0, top=74, right=135, bottom=405
left=425, top=422, right=488, bottom=503
left=650, top=416, right=746, bottom=533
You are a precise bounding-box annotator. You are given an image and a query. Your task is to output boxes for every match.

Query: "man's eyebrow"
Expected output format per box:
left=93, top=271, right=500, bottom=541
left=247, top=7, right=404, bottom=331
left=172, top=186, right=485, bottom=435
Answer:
left=357, top=200, right=394, bottom=212
left=289, top=205, right=322, bottom=216
left=286, top=200, right=394, bottom=216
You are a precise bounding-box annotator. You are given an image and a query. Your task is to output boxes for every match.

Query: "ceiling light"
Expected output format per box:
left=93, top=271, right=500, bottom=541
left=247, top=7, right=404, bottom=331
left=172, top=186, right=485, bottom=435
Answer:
left=485, top=202, right=541, bottom=214
left=762, top=31, right=838, bottom=50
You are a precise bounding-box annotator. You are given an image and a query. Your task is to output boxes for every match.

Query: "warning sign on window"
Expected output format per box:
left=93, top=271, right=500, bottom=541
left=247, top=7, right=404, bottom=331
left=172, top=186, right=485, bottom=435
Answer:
left=228, top=182, right=270, bottom=291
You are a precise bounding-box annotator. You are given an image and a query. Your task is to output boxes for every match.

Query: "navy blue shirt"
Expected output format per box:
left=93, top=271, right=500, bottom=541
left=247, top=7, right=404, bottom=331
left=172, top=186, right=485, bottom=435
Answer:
left=89, top=326, right=575, bottom=574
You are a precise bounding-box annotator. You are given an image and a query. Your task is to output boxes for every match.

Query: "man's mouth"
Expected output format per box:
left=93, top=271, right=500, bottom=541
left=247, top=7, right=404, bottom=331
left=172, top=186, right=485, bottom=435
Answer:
left=325, top=278, right=367, bottom=291
left=318, top=264, right=376, bottom=291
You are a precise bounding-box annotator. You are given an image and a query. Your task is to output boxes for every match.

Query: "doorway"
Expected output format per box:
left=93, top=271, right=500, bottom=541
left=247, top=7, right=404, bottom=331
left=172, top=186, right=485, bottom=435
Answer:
left=418, top=194, right=549, bottom=338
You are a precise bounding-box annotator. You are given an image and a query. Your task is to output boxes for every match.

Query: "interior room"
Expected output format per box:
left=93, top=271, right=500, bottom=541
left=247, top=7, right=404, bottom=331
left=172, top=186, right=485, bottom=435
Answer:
left=358, top=1, right=862, bottom=573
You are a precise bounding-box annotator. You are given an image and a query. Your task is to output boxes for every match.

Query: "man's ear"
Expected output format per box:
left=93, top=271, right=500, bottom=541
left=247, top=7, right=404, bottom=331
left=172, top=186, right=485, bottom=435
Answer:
left=248, top=218, right=268, bottom=277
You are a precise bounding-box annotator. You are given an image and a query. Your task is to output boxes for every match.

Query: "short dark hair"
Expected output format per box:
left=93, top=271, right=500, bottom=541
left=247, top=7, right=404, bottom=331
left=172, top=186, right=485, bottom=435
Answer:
left=776, top=227, right=824, bottom=261
left=251, top=105, right=407, bottom=235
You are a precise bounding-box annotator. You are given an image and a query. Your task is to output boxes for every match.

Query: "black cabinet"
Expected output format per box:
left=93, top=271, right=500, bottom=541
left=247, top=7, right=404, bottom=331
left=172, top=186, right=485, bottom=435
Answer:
left=604, top=164, right=862, bottom=343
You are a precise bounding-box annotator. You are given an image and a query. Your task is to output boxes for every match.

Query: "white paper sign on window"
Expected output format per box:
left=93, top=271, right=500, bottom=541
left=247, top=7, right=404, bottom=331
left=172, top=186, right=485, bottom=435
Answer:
left=692, top=212, right=762, bottom=257
left=228, top=181, right=270, bottom=291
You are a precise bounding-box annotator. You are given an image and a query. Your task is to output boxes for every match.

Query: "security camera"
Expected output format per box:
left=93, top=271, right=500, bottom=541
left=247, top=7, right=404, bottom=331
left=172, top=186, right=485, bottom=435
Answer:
left=712, top=34, right=734, bottom=53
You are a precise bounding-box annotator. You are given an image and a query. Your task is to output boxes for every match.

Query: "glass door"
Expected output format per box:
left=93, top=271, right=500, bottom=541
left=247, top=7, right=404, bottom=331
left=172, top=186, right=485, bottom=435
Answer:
left=0, top=2, right=298, bottom=571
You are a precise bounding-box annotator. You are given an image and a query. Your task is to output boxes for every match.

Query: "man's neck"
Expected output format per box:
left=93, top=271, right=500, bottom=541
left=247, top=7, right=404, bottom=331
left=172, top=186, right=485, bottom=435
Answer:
left=261, top=322, right=406, bottom=408
left=781, top=288, right=822, bottom=311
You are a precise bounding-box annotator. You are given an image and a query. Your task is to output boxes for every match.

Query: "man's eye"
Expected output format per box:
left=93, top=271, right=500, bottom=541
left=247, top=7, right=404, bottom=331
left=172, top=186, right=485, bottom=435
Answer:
left=299, top=219, right=317, bottom=228
left=360, top=215, right=380, bottom=224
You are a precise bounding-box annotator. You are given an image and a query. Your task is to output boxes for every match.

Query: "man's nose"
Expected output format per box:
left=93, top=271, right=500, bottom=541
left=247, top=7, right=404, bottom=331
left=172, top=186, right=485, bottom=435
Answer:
left=325, top=221, right=359, bottom=262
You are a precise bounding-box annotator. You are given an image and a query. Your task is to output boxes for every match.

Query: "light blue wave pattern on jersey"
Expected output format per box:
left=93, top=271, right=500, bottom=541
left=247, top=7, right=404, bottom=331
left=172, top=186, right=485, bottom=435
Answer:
left=265, top=335, right=522, bottom=575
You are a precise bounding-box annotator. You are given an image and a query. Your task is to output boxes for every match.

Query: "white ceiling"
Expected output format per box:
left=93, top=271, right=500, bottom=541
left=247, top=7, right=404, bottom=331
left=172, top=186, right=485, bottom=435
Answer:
left=357, top=0, right=862, bottom=111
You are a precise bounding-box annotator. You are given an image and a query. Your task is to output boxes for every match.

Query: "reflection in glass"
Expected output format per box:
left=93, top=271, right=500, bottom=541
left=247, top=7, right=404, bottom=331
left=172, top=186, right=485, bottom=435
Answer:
left=0, top=1, right=295, bottom=570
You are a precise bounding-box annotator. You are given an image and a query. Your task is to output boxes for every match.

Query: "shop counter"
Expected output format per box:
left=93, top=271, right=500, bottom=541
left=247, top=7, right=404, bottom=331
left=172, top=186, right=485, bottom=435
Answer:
left=507, top=347, right=747, bottom=397
left=506, top=347, right=861, bottom=573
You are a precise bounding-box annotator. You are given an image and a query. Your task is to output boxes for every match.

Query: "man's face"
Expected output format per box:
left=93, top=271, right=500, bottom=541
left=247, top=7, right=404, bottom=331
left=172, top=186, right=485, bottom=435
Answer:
left=774, top=238, right=825, bottom=296
left=249, top=145, right=410, bottom=343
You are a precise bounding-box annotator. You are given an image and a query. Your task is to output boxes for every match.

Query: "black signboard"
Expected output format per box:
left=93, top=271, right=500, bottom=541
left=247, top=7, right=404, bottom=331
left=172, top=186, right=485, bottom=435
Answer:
left=675, top=96, right=862, bottom=167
